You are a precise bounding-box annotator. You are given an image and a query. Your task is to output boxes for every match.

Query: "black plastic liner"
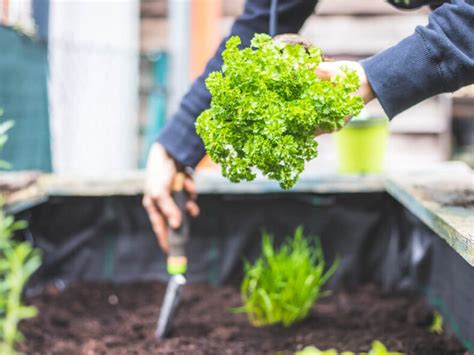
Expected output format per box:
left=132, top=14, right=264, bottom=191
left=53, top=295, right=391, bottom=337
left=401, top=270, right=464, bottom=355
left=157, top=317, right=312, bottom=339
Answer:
left=16, top=192, right=473, bottom=349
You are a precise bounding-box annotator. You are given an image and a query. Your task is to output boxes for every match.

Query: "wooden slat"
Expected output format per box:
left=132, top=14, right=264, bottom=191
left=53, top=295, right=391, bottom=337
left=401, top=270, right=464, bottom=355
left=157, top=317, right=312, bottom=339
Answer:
left=142, top=13, right=428, bottom=55
left=307, top=132, right=451, bottom=173
left=140, top=0, right=432, bottom=53
left=218, top=14, right=428, bottom=55
left=141, top=17, right=167, bottom=52
left=141, top=0, right=167, bottom=18
left=33, top=170, right=384, bottom=196
left=365, top=95, right=452, bottom=134
left=316, top=0, right=429, bottom=15
left=386, top=132, right=451, bottom=164
left=300, top=15, right=428, bottom=55
left=386, top=164, right=474, bottom=266
left=221, top=0, right=429, bottom=16
left=221, top=0, right=243, bottom=17
left=0, top=171, right=40, bottom=194
left=453, top=97, right=474, bottom=119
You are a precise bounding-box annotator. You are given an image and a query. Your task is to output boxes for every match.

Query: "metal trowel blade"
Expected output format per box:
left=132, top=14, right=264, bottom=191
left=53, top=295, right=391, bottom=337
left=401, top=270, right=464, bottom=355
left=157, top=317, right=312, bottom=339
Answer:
left=156, top=274, right=187, bottom=339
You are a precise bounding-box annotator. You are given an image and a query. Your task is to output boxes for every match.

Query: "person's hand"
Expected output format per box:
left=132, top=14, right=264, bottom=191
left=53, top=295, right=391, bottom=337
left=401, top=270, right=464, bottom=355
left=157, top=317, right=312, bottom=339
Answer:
left=314, top=61, right=375, bottom=136
left=142, top=143, right=199, bottom=253
left=272, top=35, right=375, bottom=136
left=316, top=61, right=374, bottom=104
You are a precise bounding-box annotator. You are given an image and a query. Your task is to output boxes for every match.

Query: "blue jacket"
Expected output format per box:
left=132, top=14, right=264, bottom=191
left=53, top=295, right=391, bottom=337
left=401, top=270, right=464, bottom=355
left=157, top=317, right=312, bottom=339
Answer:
left=158, top=0, right=474, bottom=168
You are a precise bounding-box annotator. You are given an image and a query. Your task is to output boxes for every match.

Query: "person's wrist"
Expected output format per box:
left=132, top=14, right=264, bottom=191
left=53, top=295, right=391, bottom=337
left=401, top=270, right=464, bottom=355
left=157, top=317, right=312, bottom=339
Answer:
left=154, top=143, right=182, bottom=172
left=360, top=80, right=375, bottom=104
left=356, top=63, right=375, bottom=104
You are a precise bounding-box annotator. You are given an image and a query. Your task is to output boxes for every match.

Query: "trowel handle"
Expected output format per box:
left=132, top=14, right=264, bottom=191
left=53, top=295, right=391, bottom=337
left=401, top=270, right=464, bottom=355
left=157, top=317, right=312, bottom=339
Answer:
left=167, top=172, right=189, bottom=275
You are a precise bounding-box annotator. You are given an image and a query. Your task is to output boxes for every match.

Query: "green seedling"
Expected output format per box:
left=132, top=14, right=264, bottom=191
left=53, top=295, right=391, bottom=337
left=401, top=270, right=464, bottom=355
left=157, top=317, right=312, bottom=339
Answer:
left=0, top=112, right=14, bottom=170
left=196, top=33, right=363, bottom=189
left=0, top=114, right=42, bottom=354
left=234, top=227, right=339, bottom=327
left=430, top=310, right=443, bottom=335
left=296, top=340, right=404, bottom=355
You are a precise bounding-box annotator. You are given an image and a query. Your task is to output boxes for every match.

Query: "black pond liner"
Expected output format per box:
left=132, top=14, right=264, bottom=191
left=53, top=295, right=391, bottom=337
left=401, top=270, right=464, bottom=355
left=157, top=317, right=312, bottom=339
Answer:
left=15, top=192, right=474, bottom=351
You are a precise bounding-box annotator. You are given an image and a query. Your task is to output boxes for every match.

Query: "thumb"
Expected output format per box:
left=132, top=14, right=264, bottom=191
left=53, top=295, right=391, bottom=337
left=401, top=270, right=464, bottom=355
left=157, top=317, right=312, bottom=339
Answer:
left=315, top=62, right=342, bottom=81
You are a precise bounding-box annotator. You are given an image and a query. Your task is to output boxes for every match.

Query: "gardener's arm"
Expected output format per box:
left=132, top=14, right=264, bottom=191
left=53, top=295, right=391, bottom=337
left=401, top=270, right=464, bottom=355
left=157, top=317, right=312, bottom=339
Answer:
left=145, top=0, right=318, bottom=252
left=158, top=0, right=318, bottom=167
left=319, top=0, right=474, bottom=118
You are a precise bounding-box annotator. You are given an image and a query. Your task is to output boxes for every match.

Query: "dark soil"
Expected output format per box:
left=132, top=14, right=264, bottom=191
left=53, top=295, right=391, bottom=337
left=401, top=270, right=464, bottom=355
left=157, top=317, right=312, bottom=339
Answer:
left=19, top=282, right=465, bottom=355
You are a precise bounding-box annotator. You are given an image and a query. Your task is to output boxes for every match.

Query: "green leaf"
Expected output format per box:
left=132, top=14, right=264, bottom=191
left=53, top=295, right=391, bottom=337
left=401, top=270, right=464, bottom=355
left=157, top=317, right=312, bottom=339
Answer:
left=429, top=311, right=443, bottom=335
left=0, top=121, right=14, bottom=136
left=0, top=191, right=43, bottom=352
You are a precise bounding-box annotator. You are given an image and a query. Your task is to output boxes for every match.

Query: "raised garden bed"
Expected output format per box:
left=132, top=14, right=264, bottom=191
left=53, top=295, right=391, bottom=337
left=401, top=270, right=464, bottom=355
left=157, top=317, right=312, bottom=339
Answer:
left=5, top=165, right=473, bottom=353
left=19, top=281, right=464, bottom=354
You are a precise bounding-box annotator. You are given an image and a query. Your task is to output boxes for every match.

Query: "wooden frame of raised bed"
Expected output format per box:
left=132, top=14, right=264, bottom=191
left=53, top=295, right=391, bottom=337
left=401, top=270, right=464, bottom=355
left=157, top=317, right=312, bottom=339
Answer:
left=3, top=161, right=473, bottom=353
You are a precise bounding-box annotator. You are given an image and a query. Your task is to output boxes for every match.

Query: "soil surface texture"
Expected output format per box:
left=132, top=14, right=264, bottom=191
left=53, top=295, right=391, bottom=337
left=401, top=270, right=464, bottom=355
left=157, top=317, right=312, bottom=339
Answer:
left=20, top=282, right=465, bottom=354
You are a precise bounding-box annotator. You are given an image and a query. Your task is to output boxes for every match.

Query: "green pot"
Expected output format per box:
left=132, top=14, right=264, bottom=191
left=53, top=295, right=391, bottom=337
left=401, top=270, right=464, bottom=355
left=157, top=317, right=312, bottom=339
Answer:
left=335, top=116, right=389, bottom=174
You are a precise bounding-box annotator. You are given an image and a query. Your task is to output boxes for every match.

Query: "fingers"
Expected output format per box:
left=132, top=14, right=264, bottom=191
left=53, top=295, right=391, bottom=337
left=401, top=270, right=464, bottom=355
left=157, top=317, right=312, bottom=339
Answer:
left=184, top=175, right=197, bottom=200
left=142, top=195, right=169, bottom=253
left=186, top=200, right=200, bottom=217
left=143, top=145, right=200, bottom=254
left=184, top=175, right=199, bottom=217
left=155, top=194, right=182, bottom=229
left=315, top=61, right=345, bottom=81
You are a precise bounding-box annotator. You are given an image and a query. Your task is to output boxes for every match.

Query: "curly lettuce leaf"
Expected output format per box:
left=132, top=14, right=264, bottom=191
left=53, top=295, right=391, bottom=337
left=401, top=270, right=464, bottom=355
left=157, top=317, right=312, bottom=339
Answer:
left=196, top=34, right=363, bottom=189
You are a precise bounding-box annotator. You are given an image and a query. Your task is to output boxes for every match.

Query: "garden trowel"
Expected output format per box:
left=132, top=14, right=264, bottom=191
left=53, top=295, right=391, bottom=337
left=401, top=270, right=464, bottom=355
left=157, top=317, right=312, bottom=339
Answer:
left=156, top=172, right=190, bottom=339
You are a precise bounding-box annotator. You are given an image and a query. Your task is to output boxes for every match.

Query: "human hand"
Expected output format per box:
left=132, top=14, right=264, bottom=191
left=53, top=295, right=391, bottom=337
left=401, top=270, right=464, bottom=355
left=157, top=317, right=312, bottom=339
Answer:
left=272, top=35, right=374, bottom=135
left=314, top=61, right=375, bottom=136
left=316, top=61, right=374, bottom=105
left=142, top=143, right=199, bottom=253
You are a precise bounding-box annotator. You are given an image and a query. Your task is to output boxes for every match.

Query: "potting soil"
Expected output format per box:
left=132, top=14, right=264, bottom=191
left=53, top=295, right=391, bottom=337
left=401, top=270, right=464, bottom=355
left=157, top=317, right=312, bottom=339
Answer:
left=19, top=281, right=465, bottom=354
left=19, top=194, right=474, bottom=348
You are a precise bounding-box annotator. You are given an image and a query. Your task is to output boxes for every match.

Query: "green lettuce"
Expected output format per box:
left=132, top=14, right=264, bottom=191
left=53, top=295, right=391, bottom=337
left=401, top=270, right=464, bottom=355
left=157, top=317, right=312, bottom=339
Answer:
left=196, top=34, right=363, bottom=189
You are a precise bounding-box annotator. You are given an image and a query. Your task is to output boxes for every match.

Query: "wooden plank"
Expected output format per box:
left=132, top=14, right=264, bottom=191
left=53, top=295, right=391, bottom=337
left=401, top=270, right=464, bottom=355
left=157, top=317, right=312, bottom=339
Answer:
left=305, top=131, right=450, bottom=174
left=222, top=0, right=243, bottom=17
left=316, top=0, right=429, bottom=16
left=453, top=97, right=474, bottom=119
left=0, top=171, right=40, bottom=194
left=222, top=0, right=429, bottom=16
left=386, top=164, right=474, bottom=266
left=4, top=195, right=48, bottom=214
left=300, top=15, right=428, bottom=55
left=142, top=13, right=428, bottom=55
left=141, top=17, right=167, bottom=52
left=218, top=14, right=428, bottom=55
left=141, top=0, right=167, bottom=18
left=384, top=133, right=451, bottom=170
left=195, top=171, right=385, bottom=194
left=36, top=170, right=384, bottom=196
left=365, top=95, right=451, bottom=134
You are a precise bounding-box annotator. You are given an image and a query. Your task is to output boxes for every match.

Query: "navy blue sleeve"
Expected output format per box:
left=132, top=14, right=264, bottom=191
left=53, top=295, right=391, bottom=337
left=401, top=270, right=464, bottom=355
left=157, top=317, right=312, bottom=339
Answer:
left=158, top=0, right=318, bottom=168
left=361, top=0, right=474, bottom=119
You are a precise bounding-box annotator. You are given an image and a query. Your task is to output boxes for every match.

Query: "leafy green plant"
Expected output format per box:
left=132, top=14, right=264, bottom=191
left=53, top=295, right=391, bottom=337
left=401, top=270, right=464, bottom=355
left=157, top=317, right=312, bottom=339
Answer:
left=430, top=310, right=443, bottom=335
left=0, top=110, right=14, bottom=170
left=196, top=33, right=363, bottom=189
left=0, top=115, right=42, bottom=354
left=296, top=340, right=404, bottom=355
left=234, top=227, right=339, bottom=327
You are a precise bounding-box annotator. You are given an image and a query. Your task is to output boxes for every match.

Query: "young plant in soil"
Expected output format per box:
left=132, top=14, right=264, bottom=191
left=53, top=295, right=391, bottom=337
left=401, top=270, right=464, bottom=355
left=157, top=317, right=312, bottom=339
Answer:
left=234, top=227, right=339, bottom=327
left=196, top=33, right=363, bottom=189
left=0, top=116, right=42, bottom=354
left=0, top=112, right=14, bottom=169
left=296, top=340, right=403, bottom=355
